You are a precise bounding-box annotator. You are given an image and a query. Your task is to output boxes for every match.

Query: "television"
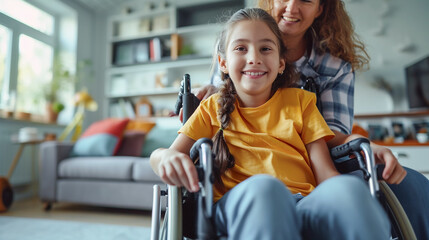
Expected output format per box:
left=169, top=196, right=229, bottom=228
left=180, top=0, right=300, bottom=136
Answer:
left=405, top=55, right=429, bottom=110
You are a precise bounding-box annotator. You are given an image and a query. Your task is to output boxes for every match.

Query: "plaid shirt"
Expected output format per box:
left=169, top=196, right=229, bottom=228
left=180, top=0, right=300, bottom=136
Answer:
left=211, top=42, right=355, bottom=135
left=294, top=42, right=355, bottom=135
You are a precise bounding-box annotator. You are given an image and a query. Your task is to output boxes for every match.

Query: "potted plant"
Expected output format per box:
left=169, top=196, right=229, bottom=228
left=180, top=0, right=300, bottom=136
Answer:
left=44, top=56, right=92, bottom=123
left=44, top=56, right=71, bottom=122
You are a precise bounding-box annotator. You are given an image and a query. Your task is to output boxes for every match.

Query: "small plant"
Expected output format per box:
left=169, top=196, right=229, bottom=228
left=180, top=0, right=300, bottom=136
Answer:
left=52, top=101, right=65, bottom=114
left=44, top=54, right=92, bottom=114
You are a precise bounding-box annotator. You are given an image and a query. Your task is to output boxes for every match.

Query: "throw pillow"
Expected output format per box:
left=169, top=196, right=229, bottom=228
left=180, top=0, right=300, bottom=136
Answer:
left=125, top=119, right=156, bottom=133
left=141, top=125, right=179, bottom=157
left=116, top=131, right=146, bottom=156
left=70, top=118, right=130, bottom=156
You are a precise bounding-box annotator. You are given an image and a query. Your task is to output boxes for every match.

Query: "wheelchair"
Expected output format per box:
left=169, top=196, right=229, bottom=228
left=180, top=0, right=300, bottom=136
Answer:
left=150, top=74, right=416, bottom=240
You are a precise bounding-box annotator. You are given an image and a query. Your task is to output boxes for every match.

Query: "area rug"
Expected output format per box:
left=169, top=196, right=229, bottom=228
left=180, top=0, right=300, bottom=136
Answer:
left=0, top=216, right=151, bottom=240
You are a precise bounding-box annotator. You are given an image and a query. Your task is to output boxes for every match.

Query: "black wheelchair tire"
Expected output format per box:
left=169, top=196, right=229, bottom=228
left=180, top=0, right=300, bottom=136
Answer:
left=379, top=181, right=416, bottom=240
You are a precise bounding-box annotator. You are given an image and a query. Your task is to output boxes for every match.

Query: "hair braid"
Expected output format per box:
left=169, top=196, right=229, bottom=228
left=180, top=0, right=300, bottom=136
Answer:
left=212, top=73, right=236, bottom=186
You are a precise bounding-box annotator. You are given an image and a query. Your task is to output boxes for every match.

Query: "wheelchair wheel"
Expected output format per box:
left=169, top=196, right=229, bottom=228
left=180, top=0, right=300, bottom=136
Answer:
left=379, top=181, right=416, bottom=240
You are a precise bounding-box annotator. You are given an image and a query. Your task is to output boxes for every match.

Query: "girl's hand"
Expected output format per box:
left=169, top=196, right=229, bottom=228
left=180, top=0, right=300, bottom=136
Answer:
left=156, top=148, right=200, bottom=192
left=371, top=143, right=407, bottom=185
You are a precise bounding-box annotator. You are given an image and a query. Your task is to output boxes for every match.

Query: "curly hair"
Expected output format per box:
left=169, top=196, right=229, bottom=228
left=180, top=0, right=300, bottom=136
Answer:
left=258, top=0, right=370, bottom=71
left=212, top=8, right=297, bottom=186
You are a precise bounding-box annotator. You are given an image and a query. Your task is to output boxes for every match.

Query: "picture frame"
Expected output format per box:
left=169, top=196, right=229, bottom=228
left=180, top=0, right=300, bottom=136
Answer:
left=113, top=42, right=134, bottom=66
left=368, top=124, right=388, bottom=141
left=135, top=97, right=153, bottom=118
left=412, top=120, right=429, bottom=135
left=391, top=121, right=407, bottom=142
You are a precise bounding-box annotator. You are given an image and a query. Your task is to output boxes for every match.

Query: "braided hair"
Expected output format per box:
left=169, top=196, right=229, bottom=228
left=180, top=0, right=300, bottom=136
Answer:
left=212, top=8, right=298, bottom=186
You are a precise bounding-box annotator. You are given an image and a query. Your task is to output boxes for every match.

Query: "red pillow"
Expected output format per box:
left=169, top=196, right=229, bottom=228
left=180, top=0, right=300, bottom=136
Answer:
left=116, top=131, right=146, bottom=156
left=70, top=118, right=130, bottom=156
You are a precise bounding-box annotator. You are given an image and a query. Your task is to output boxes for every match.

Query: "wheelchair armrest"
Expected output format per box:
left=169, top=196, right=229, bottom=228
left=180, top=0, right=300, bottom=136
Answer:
left=330, top=138, right=370, bottom=159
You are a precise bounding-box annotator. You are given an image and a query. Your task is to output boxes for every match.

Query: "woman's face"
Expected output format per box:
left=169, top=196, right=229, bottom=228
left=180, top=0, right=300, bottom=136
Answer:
left=272, top=0, right=323, bottom=39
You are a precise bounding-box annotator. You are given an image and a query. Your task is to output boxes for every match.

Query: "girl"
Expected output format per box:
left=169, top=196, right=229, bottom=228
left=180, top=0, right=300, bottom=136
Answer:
left=150, top=8, right=390, bottom=240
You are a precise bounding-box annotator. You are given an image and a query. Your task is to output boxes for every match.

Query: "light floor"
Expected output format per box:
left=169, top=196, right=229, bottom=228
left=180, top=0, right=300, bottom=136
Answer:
left=1, top=196, right=153, bottom=228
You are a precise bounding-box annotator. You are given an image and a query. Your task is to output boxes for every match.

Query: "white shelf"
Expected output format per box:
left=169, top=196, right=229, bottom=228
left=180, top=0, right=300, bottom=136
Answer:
left=109, top=7, right=175, bottom=42
left=110, top=30, right=174, bottom=43
left=109, top=8, right=172, bottom=22
left=177, top=23, right=222, bottom=35
left=108, top=57, right=212, bottom=75
left=107, top=87, right=179, bottom=98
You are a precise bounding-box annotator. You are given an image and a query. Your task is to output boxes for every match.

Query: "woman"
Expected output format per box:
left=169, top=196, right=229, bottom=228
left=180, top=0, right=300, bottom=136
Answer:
left=195, top=0, right=429, bottom=238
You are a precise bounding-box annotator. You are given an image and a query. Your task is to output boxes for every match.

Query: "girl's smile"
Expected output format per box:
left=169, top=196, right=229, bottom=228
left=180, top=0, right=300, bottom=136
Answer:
left=242, top=70, right=267, bottom=78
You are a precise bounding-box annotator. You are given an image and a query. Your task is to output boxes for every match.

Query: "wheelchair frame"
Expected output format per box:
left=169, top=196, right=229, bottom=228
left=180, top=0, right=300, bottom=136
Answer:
left=150, top=75, right=416, bottom=240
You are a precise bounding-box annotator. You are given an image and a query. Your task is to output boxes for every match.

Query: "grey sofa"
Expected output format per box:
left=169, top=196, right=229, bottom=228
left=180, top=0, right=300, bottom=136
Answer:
left=38, top=119, right=180, bottom=210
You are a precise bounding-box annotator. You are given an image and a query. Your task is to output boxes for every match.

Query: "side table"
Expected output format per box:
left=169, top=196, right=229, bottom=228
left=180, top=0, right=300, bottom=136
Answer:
left=0, top=139, right=44, bottom=211
left=7, top=139, right=44, bottom=180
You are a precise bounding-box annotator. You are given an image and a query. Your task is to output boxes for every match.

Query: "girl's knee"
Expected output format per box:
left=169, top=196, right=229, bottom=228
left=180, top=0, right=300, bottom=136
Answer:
left=322, top=175, right=369, bottom=198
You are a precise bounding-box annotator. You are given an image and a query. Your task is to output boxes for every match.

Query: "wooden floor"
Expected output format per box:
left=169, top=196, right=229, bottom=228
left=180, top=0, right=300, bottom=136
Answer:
left=1, top=196, right=153, bottom=227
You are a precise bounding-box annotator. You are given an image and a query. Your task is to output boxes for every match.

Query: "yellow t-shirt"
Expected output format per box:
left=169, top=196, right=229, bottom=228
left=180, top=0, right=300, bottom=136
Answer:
left=179, top=88, right=334, bottom=202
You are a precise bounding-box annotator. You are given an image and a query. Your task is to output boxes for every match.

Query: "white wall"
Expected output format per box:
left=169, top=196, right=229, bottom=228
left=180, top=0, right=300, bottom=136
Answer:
left=345, top=0, right=429, bottom=112
left=58, top=0, right=105, bottom=128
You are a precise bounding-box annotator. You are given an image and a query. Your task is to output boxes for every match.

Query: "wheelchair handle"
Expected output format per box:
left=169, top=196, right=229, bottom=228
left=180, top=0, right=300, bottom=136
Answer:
left=330, top=138, right=370, bottom=159
left=190, top=138, right=216, bottom=239
left=190, top=138, right=213, bottom=161
left=175, top=74, right=200, bottom=124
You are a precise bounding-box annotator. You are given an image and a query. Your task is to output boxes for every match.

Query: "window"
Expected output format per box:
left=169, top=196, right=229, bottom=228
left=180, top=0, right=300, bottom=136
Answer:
left=17, top=35, right=53, bottom=114
left=0, top=0, right=54, bottom=35
left=0, top=0, right=76, bottom=118
left=0, top=25, right=10, bottom=109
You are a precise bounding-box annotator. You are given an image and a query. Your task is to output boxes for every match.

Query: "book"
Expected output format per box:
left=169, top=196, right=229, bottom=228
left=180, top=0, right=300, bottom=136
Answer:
left=135, top=41, right=149, bottom=63
left=150, top=38, right=162, bottom=62
left=170, top=33, right=182, bottom=60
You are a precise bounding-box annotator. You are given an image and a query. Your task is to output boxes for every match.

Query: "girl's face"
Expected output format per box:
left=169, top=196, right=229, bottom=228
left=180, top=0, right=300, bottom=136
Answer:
left=219, top=20, right=285, bottom=107
left=272, top=0, right=323, bottom=39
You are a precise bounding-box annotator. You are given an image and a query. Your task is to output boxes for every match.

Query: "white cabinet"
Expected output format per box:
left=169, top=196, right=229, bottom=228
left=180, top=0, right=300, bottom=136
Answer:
left=388, top=146, right=429, bottom=179
left=105, top=0, right=244, bottom=118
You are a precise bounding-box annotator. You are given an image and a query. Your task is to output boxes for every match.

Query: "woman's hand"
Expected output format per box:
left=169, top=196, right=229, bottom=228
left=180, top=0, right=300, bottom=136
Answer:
left=328, top=131, right=406, bottom=185
left=194, top=84, right=218, bottom=100
left=371, top=142, right=407, bottom=185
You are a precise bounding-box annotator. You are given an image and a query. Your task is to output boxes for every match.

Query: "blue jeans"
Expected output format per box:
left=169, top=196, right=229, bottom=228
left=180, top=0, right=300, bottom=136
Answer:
left=388, top=167, right=429, bottom=239
left=213, top=174, right=390, bottom=240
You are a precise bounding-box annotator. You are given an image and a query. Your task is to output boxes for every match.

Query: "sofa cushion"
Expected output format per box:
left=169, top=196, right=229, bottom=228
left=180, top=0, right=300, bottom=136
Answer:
left=59, top=157, right=141, bottom=180
left=132, top=159, right=162, bottom=182
left=70, top=118, right=130, bottom=157
left=141, top=119, right=181, bottom=157
left=116, top=131, right=146, bottom=156
left=125, top=120, right=156, bottom=133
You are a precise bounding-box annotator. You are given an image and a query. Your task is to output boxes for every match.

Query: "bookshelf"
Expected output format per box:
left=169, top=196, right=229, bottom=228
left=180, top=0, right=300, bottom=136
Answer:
left=105, top=0, right=245, bottom=118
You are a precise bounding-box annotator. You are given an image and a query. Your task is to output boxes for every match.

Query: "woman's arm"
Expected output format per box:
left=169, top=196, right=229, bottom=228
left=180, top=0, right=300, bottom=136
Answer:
left=326, top=130, right=407, bottom=185
left=150, top=133, right=200, bottom=192
left=306, top=138, right=340, bottom=184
